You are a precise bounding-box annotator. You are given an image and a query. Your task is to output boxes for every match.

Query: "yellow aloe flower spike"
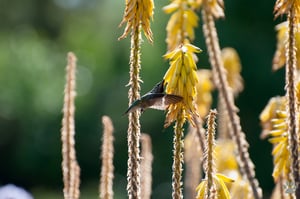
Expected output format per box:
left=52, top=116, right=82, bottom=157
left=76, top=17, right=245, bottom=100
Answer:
left=273, top=22, right=300, bottom=71
left=164, top=44, right=201, bottom=127
left=274, top=0, right=300, bottom=196
left=259, top=96, right=291, bottom=182
left=259, top=96, right=286, bottom=139
left=195, top=69, right=214, bottom=119
left=163, top=0, right=201, bottom=51
left=119, top=0, right=154, bottom=42
left=221, top=47, right=244, bottom=95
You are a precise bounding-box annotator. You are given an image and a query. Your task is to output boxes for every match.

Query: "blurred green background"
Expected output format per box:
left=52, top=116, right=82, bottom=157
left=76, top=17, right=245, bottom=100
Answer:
left=0, top=0, right=286, bottom=198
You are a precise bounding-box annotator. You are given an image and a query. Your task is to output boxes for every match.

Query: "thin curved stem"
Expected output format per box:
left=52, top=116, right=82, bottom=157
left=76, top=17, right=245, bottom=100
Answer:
left=201, top=8, right=262, bottom=199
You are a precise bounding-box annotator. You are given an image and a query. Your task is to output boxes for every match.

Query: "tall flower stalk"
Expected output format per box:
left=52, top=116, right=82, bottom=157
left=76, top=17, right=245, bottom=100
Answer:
left=163, top=1, right=201, bottom=198
left=119, top=0, right=154, bottom=197
left=204, top=110, right=217, bottom=199
left=274, top=0, right=300, bottom=197
left=100, top=116, right=115, bottom=199
left=201, top=1, right=262, bottom=198
left=196, top=109, right=233, bottom=199
left=184, top=69, right=214, bottom=198
left=140, top=133, right=153, bottom=199
left=61, top=52, right=81, bottom=199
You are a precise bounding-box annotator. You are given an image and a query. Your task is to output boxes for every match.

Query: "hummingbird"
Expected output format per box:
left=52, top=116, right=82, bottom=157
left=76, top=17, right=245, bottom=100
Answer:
left=124, top=80, right=183, bottom=115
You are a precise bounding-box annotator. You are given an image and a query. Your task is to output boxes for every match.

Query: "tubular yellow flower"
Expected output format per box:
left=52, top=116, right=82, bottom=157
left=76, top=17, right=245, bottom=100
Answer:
left=119, top=0, right=154, bottom=42
left=164, top=0, right=200, bottom=51
left=196, top=174, right=234, bottom=199
left=163, top=44, right=201, bottom=127
left=259, top=96, right=286, bottom=139
left=273, top=22, right=300, bottom=71
left=260, top=97, right=291, bottom=182
left=221, top=47, right=244, bottom=95
left=269, top=112, right=291, bottom=182
left=195, top=69, right=214, bottom=118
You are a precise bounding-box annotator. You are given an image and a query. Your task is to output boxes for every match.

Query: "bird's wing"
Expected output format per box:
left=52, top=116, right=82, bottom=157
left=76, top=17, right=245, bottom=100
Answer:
left=149, top=79, right=165, bottom=94
left=148, top=94, right=183, bottom=110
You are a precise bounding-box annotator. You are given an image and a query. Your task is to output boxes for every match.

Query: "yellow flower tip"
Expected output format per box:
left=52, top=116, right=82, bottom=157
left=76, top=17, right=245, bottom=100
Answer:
left=215, top=173, right=235, bottom=184
left=274, top=0, right=300, bottom=18
left=119, top=0, right=154, bottom=42
left=221, top=47, right=244, bottom=95
left=163, top=3, right=179, bottom=14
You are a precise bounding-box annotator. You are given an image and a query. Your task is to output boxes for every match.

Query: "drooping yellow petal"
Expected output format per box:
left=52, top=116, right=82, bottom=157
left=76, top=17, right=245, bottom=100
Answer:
left=260, top=95, right=291, bottom=182
left=119, top=0, right=154, bottom=42
left=273, top=21, right=300, bottom=70
left=259, top=96, right=286, bottom=138
left=213, top=174, right=232, bottom=199
left=216, top=173, right=235, bottom=183
left=196, top=180, right=207, bottom=199
left=196, top=174, right=233, bottom=199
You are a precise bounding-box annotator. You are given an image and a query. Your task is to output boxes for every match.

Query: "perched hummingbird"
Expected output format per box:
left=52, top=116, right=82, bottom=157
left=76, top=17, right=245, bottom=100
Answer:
left=124, top=80, right=183, bottom=115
